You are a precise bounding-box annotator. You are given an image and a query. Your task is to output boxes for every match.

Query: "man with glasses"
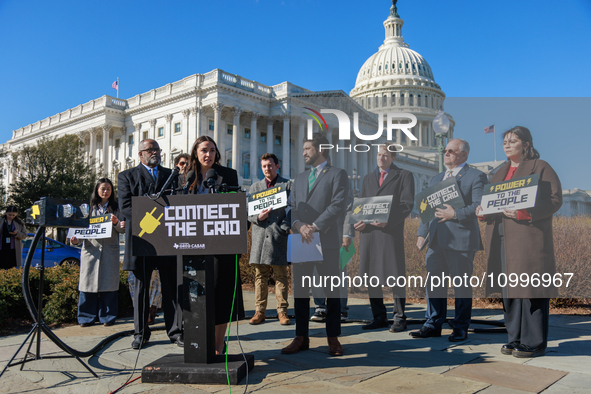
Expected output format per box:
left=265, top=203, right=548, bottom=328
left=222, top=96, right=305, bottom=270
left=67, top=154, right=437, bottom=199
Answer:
left=174, top=153, right=190, bottom=189
left=118, top=139, right=183, bottom=349
left=410, top=138, right=488, bottom=342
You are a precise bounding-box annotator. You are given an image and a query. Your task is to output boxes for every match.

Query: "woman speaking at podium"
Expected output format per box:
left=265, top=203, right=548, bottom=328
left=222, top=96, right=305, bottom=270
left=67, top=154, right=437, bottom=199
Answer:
left=186, top=136, right=245, bottom=354
left=477, top=126, right=562, bottom=358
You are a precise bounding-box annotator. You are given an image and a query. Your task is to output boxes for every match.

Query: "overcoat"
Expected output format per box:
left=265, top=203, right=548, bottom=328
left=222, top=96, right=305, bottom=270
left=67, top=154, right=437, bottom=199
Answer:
left=484, top=159, right=562, bottom=298
left=247, top=175, right=292, bottom=266
left=358, top=164, right=415, bottom=280
left=78, top=206, right=124, bottom=293
left=0, top=217, right=27, bottom=268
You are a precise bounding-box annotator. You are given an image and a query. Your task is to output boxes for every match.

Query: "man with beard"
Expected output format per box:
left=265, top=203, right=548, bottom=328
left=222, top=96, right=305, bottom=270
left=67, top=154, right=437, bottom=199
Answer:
left=118, top=139, right=183, bottom=349
left=281, top=133, right=348, bottom=356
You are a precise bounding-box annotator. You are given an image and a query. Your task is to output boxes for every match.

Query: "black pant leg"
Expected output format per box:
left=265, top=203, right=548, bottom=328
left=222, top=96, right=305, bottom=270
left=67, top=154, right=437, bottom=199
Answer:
left=133, top=262, right=152, bottom=339
left=156, top=257, right=182, bottom=340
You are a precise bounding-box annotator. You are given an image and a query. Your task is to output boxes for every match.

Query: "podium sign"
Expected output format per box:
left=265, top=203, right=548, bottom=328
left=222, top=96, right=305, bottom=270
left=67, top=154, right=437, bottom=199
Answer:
left=131, top=193, right=248, bottom=256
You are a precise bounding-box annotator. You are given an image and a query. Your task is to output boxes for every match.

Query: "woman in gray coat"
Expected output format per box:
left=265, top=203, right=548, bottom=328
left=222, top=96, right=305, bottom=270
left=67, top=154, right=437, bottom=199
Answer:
left=71, top=178, right=124, bottom=327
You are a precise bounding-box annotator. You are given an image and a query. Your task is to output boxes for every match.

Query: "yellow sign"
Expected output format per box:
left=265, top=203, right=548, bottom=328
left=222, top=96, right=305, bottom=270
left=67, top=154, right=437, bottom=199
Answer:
left=31, top=205, right=40, bottom=219
left=420, top=199, right=427, bottom=213
left=138, top=207, right=163, bottom=237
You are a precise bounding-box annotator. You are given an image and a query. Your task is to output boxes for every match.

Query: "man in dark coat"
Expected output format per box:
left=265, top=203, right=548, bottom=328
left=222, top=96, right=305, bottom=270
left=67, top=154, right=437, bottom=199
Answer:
left=354, top=143, right=414, bottom=332
left=247, top=153, right=292, bottom=326
left=281, top=133, right=348, bottom=357
left=410, top=138, right=488, bottom=342
left=118, top=139, right=183, bottom=349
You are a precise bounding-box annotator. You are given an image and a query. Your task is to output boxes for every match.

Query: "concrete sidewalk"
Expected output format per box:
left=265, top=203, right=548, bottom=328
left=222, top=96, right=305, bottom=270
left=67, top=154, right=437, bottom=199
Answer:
left=1, top=291, right=590, bottom=394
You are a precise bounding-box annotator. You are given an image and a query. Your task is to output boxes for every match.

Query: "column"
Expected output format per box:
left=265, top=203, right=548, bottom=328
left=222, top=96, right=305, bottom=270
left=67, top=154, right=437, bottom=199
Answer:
left=121, top=126, right=127, bottom=161
left=211, top=103, right=224, bottom=163
left=250, top=113, right=259, bottom=182
left=266, top=118, right=274, bottom=155
left=418, top=121, right=423, bottom=147
left=149, top=119, right=157, bottom=140
left=165, top=114, right=173, bottom=165
left=191, top=105, right=202, bottom=144
left=102, top=124, right=112, bottom=176
left=282, top=114, right=290, bottom=179
left=298, top=121, right=305, bottom=173
left=351, top=135, right=358, bottom=181
left=133, top=123, right=141, bottom=157
left=232, top=108, right=242, bottom=172
left=182, top=109, right=191, bottom=153
left=89, top=128, right=96, bottom=161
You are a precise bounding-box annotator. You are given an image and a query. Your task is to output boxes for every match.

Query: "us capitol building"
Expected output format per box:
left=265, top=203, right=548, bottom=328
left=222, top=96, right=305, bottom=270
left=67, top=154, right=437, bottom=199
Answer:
left=2, top=2, right=588, bottom=214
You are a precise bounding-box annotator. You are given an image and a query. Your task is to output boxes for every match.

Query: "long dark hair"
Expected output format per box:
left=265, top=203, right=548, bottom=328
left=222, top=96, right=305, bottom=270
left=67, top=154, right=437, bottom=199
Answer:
left=188, top=136, right=221, bottom=191
left=90, top=178, right=118, bottom=212
left=3, top=205, right=24, bottom=225
left=503, top=126, right=540, bottom=160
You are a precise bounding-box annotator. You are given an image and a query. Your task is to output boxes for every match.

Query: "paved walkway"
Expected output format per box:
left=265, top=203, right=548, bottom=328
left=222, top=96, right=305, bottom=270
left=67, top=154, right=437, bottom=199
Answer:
left=1, top=291, right=590, bottom=393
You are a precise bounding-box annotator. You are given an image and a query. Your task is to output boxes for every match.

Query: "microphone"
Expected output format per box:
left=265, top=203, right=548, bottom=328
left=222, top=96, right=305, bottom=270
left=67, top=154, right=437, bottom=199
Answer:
left=183, top=170, right=196, bottom=193
left=155, top=166, right=180, bottom=198
left=203, top=168, right=218, bottom=191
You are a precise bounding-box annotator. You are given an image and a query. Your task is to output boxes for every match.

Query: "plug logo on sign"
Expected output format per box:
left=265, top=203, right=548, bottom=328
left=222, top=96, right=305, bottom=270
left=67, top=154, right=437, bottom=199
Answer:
left=139, top=207, right=163, bottom=237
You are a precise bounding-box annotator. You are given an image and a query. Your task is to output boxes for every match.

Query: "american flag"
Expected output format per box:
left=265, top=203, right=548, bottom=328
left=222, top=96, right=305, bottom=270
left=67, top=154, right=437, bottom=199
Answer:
left=484, top=125, right=495, bottom=134
left=112, top=80, right=118, bottom=91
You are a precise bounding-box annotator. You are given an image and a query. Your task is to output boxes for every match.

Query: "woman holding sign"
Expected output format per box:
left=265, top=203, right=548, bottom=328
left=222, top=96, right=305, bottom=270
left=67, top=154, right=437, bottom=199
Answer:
left=186, top=136, right=245, bottom=355
left=70, top=178, right=124, bottom=327
left=477, top=126, right=562, bottom=358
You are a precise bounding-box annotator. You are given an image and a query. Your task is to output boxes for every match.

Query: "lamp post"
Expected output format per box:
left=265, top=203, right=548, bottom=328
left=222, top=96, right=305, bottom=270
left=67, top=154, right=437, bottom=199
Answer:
left=348, top=168, right=361, bottom=196
left=432, top=110, right=450, bottom=173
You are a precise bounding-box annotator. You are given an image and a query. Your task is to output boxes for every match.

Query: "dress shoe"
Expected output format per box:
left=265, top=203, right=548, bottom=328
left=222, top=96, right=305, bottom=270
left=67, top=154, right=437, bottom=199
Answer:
left=172, top=335, right=184, bottom=347
left=501, top=341, right=520, bottom=355
left=103, top=321, right=115, bottom=327
left=362, top=316, right=389, bottom=330
left=310, top=310, right=326, bottom=322
left=409, top=325, right=442, bottom=338
left=148, top=305, right=158, bottom=325
left=249, top=311, right=266, bottom=325
left=278, top=312, right=291, bottom=325
left=327, top=337, right=343, bottom=356
left=448, top=328, right=468, bottom=342
left=512, top=344, right=546, bottom=358
left=389, top=320, right=407, bottom=333
left=281, top=336, right=309, bottom=354
left=131, top=335, right=149, bottom=349
left=79, top=322, right=94, bottom=327
left=341, top=311, right=348, bottom=322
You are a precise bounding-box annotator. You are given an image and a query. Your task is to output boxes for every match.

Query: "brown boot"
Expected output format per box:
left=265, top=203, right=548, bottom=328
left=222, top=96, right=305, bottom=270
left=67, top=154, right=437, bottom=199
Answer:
left=327, top=337, right=343, bottom=356
left=148, top=305, right=157, bottom=325
left=278, top=312, right=291, bottom=326
left=281, top=336, right=309, bottom=354
left=249, top=311, right=266, bottom=325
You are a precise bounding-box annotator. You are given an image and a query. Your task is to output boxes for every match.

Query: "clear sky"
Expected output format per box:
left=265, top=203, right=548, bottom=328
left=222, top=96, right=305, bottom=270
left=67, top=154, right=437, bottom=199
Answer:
left=1, top=0, right=590, bottom=188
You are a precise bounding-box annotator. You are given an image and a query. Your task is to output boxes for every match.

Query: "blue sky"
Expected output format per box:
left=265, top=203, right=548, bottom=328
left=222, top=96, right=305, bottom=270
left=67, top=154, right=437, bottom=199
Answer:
left=1, top=0, right=590, bottom=188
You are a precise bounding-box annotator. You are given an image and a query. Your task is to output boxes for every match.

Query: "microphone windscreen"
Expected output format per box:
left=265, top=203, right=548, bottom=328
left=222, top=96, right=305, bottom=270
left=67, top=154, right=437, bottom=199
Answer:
left=205, top=168, right=217, bottom=180
left=185, top=170, right=196, bottom=183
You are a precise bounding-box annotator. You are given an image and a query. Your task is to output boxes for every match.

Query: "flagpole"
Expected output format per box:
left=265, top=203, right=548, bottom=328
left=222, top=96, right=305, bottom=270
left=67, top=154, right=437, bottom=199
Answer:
left=493, top=123, right=497, bottom=162
left=117, top=77, right=119, bottom=99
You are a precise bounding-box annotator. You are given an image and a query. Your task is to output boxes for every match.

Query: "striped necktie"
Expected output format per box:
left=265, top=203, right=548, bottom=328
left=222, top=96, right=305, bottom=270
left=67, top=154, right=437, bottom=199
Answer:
left=444, top=170, right=453, bottom=180
left=308, top=167, right=317, bottom=191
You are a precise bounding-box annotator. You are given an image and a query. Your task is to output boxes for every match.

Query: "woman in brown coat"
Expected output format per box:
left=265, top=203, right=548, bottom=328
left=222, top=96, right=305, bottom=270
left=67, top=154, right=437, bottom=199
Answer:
left=0, top=206, right=28, bottom=269
left=477, top=126, right=562, bottom=358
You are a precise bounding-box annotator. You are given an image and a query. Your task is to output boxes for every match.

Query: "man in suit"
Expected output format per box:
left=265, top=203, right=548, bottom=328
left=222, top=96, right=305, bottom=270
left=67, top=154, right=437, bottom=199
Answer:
left=354, top=143, right=414, bottom=332
left=247, top=153, right=292, bottom=326
left=410, top=138, right=488, bottom=342
left=118, top=139, right=183, bottom=349
left=281, top=133, right=348, bottom=356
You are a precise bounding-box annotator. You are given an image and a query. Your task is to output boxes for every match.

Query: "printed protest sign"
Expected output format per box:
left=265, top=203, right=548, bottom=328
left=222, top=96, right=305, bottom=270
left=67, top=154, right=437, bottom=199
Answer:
left=247, top=183, right=288, bottom=216
left=67, top=214, right=112, bottom=239
left=415, top=178, right=465, bottom=223
left=348, top=195, right=393, bottom=224
left=480, top=174, right=538, bottom=215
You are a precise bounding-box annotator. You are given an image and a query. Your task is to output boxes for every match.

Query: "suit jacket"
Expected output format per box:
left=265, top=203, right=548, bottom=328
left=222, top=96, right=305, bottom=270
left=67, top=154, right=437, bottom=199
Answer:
left=247, top=175, right=292, bottom=266
left=118, top=163, right=176, bottom=271
left=291, top=163, right=349, bottom=250
left=417, top=164, right=488, bottom=252
left=358, top=164, right=414, bottom=279
left=184, top=163, right=238, bottom=194
left=484, top=159, right=562, bottom=298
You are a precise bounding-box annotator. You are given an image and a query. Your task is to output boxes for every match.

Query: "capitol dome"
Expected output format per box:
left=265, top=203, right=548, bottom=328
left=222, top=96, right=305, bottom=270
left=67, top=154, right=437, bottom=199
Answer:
left=350, top=2, right=446, bottom=115
left=349, top=1, right=452, bottom=148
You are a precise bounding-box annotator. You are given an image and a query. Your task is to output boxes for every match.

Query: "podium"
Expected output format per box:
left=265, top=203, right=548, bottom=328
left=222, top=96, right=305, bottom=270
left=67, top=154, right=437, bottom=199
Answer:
left=131, top=193, right=254, bottom=384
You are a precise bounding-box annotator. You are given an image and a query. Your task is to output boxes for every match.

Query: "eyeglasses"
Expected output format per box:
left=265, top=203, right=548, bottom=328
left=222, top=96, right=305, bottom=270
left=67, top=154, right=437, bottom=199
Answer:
left=140, top=148, right=162, bottom=154
left=178, top=161, right=187, bottom=166
left=443, top=149, right=460, bottom=155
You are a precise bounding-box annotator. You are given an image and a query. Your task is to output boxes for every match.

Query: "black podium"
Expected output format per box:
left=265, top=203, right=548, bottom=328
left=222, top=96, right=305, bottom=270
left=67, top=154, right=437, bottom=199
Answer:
left=131, top=193, right=254, bottom=384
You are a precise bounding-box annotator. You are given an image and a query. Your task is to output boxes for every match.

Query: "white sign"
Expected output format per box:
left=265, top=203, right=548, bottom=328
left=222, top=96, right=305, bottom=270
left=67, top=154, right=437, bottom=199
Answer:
left=67, top=214, right=112, bottom=239
left=480, top=175, right=539, bottom=215
left=247, top=186, right=288, bottom=216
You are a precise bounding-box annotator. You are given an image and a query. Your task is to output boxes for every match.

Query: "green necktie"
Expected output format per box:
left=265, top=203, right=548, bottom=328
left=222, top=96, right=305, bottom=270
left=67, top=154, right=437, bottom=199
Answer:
left=308, top=167, right=317, bottom=191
